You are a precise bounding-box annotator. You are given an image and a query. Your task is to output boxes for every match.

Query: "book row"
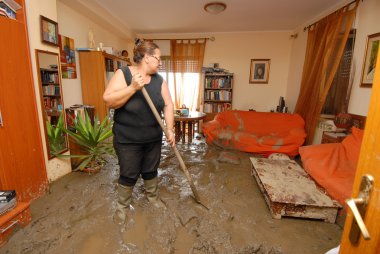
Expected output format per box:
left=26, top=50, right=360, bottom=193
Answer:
left=204, top=90, right=232, bottom=101
left=41, top=72, right=59, bottom=84
left=43, top=97, right=62, bottom=110
left=203, top=102, right=232, bottom=113
left=42, top=84, right=60, bottom=96
left=205, top=77, right=232, bottom=88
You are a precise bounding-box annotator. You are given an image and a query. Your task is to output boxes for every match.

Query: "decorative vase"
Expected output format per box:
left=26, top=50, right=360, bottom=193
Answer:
left=334, top=112, right=352, bottom=129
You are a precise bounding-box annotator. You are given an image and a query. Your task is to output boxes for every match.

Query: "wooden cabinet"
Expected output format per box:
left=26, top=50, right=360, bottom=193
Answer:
left=78, top=51, right=129, bottom=120
left=202, top=72, right=233, bottom=122
left=321, top=132, right=347, bottom=144
left=0, top=0, right=48, bottom=202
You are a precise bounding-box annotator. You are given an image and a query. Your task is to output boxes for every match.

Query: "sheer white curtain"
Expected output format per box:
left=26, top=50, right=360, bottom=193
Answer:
left=169, top=39, right=206, bottom=111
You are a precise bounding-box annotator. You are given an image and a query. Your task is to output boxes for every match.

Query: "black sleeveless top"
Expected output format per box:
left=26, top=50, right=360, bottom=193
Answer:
left=113, top=67, right=164, bottom=143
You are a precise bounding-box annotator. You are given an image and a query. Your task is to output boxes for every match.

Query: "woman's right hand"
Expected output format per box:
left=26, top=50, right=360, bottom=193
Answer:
left=131, top=72, right=145, bottom=90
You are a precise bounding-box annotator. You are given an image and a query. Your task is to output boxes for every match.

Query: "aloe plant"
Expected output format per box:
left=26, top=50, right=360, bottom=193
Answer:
left=63, top=110, right=114, bottom=171
left=46, top=113, right=66, bottom=157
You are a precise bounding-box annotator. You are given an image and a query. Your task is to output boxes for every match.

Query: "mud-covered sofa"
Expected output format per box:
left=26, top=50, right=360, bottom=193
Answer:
left=202, top=110, right=306, bottom=156
left=299, top=127, right=364, bottom=204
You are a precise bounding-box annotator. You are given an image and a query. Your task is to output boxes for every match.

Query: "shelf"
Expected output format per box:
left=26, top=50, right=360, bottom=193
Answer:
left=42, top=84, right=60, bottom=86
left=46, top=111, right=62, bottom=117
left=43, top=94, right=60, bottom=97
left=204, top=88, right=232, bottom=90
left=0, top=202, right=31, bottom=246
left=204, top=100, right=232, bottom=103
left=40, top=68, right=58, bottom=72
left=205, top=73, right=233, bottom=76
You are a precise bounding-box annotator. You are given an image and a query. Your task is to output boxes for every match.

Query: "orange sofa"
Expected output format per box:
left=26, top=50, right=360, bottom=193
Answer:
left=299, top=127, right=364, bottom=205
left=202, top=110, right=306, bottom=156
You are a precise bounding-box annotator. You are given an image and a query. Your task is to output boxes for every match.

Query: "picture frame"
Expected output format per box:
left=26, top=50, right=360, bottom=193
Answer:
left=40, top=15, right=59, bottom=46
left=360, top=32, right=380, bottom=87
left=249, top=59, right=270, bottom=84
left=58, top=34, right=77, bottom=79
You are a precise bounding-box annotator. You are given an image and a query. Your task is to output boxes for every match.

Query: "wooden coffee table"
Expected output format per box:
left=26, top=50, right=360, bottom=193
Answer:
left=175, top=111, right=206, bottom=143
left=250, top=157, right=341, bottom=223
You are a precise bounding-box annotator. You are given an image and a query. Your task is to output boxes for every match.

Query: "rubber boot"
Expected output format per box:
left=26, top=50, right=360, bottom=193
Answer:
left=144, top=177, right=166, bottom=209
left=114, top=184, right=133, bottom=224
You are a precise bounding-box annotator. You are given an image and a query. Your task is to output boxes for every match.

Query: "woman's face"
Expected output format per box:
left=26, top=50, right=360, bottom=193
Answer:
left=147, top=48, right=162, bottom=74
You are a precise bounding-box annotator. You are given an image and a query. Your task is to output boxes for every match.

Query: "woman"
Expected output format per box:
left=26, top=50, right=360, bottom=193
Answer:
left=103, top=40, right=175, bottom=223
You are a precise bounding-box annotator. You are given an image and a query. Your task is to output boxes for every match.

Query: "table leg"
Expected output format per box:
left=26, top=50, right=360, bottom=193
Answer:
left=175, top=122, right=181, bottom=143
left=188, top=122, right=193, bottom=143
left=182, top=121, right=186, bottom=143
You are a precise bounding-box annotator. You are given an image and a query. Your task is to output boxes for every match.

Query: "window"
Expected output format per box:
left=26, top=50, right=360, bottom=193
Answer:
left=322, top=30, right=356, bottom=115
left=159, top=56, right=201, bottom=111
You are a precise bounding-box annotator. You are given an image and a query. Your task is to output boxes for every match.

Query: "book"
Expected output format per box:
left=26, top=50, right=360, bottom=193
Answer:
left=0, top=197, right=17, bottom=215
left=0, top=190, right=16, bottom=203
left=0, top=2, right=15, bottom=19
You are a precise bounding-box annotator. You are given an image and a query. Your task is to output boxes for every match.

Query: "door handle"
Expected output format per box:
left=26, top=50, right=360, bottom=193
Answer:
left=346, top=174, right=374, bottom=244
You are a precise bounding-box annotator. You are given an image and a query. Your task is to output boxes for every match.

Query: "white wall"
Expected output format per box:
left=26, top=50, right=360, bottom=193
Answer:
left=142, top=31, right=293, bottom=112
left=348, top=0, right=380, bottom=115
left=26, top=0, right=72, bottom=182
left=286, top=0, right=380, bottom=116
left=57, top=1, right=133, bottom=107
left=285, top=31, right=308, bottom=112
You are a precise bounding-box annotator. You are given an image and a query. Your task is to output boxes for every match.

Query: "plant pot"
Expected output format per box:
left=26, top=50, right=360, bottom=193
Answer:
left=82, top=164, right=101, bottom=174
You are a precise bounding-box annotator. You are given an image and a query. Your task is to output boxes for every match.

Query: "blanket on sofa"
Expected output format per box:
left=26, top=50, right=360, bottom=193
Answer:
left=299, top=127, right=364, bottom=204
left=202, top=110, right=306, bottom=156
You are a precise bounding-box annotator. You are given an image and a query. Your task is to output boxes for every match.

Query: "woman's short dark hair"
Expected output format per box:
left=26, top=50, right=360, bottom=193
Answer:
left=133, top=40, right=159, bottom=64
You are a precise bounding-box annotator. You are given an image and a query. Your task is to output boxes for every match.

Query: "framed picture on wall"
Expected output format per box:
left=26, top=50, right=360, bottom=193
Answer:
left=360, top=32, right=380, bottom=87
left=249, top=59, right=270, bottom=84
left=40, top=15, right=59, bottom=46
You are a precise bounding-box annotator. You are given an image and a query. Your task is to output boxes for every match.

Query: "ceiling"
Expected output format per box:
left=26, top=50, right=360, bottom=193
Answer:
left=61, top=0, right=348, bottom=38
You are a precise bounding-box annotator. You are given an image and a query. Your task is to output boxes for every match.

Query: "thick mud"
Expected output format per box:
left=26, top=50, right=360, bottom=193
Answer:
left=1, top=137, right=342, bottom=254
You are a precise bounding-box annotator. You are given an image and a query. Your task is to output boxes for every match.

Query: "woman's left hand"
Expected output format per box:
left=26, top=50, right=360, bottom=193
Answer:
left=166, top=129, right=175, bottom=147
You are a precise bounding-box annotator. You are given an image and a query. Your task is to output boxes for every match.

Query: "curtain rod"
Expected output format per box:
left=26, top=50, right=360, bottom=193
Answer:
left=143, top=37, right=215, bottom=41
left=303, top=0, right=360, bottom=32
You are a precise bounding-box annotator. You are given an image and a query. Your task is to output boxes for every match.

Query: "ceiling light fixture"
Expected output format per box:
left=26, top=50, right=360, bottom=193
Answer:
left=204, top=2, right=226, bottom=15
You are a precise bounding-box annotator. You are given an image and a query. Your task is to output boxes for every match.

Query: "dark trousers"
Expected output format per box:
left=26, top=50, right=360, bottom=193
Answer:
left=114, top=140, right=162, bottom=187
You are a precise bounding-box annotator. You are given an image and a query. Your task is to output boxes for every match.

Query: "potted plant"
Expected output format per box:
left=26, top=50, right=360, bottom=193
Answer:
left=63, top=110, right=114, bottom=172
left=46, top=113, right=66, bottom=157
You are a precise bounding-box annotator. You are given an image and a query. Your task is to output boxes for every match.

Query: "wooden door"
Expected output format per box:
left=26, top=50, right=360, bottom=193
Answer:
left=339, top=49, right=380, bottom=253
left=78, top=51, right=108, bottom=120
left=0, top=1, right=48, bottom=202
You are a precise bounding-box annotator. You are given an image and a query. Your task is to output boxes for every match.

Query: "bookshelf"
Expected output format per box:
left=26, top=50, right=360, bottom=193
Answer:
left=78, top=51, right=130, bottom=120
left=202, top=72, right=233, bottom=122
left=39, top=68, right=62, bottom=124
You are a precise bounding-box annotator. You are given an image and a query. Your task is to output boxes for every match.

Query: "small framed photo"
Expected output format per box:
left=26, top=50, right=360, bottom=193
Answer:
left=40, top=15, right=59, bottom=46
left=361, top=32, right=380, bottom=87
left=249, top=59, right=270, bottom=84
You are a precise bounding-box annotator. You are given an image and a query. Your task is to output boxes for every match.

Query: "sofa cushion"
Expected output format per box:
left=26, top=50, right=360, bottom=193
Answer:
left=299, top=127, right=364, bottom=204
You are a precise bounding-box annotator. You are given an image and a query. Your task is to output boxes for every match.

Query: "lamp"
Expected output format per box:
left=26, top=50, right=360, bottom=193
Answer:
left=204, top=2, right=226, bottom=14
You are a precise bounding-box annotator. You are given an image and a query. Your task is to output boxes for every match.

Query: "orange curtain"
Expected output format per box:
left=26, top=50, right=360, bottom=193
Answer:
left=170, top=39, right=206, bottom=110
left=294, top=1, right=359, bottom=145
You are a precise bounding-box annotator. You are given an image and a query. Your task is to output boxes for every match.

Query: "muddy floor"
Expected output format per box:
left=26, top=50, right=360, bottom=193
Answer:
left=1, top=136, right=343, bottom=254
